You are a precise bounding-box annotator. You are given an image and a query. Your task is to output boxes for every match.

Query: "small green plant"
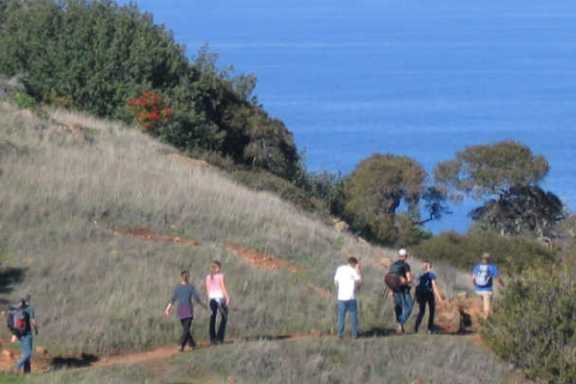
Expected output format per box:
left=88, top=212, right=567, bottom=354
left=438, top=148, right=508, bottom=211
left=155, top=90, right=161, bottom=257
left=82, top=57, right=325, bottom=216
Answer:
left=13, top=91, right=37, bottom=109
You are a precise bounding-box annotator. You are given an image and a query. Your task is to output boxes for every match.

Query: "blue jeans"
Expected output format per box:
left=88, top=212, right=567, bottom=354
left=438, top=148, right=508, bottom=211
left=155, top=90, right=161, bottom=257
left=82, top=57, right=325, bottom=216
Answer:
left=337, top=299, right=358, bottom=337
left=393, top=288, right=413, bottom=326
left=16, top=334, right=33, bottom=373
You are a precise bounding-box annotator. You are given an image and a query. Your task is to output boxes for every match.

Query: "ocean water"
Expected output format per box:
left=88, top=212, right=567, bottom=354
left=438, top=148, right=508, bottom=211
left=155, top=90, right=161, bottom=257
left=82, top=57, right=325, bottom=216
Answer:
left=127, top=0, right=576, bottom=233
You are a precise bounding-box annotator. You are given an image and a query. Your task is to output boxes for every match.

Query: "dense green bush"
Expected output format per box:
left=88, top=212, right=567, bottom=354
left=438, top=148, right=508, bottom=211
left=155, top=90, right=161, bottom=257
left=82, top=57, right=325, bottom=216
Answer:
left=482, top=266, right=576, bottom=383
left=0, top=0, right=300, bottom=179
left=413, top=230, right=557, bottom=273
left=342, top=154, right=436, bottom=245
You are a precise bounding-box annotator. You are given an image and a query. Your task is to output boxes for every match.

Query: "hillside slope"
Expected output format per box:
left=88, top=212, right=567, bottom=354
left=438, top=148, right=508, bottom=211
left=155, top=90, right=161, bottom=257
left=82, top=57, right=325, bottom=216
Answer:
left=0, top=103, right=515, bottom=383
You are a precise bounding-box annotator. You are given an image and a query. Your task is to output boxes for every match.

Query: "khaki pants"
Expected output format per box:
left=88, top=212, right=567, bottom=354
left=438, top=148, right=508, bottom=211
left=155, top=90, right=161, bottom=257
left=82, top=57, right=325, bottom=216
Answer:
left=476, top=291, right=494, bottom=318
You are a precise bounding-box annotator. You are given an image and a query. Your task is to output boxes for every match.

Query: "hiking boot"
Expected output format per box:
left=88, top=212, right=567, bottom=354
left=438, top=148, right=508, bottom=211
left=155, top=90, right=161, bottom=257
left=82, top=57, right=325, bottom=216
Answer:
left=396, top=324, right=405, bottom=334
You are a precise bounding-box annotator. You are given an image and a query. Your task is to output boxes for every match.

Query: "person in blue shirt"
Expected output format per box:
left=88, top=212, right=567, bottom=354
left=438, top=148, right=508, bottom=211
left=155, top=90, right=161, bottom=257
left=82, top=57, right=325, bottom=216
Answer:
left=414, top=262, right=444, bottom=334
left=472, top=252, right=504, bottom=318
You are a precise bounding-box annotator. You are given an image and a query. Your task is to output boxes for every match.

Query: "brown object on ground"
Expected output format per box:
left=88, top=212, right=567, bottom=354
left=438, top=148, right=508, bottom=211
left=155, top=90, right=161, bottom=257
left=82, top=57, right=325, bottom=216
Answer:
left=166, top=153, right=211, bottom=169
left=435, top=293, right=484, bottom=334
left=113, top=228, right=200, bottom=246
left=224, top=242, right=303, bottom=273
left=0, top=347, right=51, bottom=373
left=36, top=346, right=48, bottom=355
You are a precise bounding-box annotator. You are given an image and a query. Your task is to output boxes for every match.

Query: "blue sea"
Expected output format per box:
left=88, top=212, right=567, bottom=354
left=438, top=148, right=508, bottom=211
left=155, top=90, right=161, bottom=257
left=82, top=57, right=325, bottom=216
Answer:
left=126, top=0, right=576, bottom=233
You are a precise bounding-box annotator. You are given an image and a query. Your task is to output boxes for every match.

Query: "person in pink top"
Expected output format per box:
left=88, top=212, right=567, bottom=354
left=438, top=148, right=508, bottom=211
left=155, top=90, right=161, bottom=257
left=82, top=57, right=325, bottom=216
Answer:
left=205, top=261, right=230, bottom=345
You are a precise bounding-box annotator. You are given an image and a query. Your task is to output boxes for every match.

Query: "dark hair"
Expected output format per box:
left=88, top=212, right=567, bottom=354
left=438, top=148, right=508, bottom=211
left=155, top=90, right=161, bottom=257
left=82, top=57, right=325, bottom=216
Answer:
left=348, top=257, right=358, bottom=266
left=212, top=261, right=222, bottom=268
left=180, top=270, right=190, bottom=279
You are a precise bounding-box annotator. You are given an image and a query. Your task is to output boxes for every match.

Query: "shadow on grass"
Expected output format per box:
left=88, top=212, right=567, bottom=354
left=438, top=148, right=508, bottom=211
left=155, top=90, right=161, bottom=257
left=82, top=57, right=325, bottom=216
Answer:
left=359, top=327, right=396, bottom=338
left=0, top=267, right=27, bottom=310
left=241, top=334, right=294, bottom=342
left=51, top=353, right=99, bottom=370
left=0, top=267, right=26, bottom=295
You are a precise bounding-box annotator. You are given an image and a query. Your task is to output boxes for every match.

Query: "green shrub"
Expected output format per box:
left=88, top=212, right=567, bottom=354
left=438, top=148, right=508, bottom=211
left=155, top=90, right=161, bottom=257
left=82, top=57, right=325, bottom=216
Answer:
left=413, top=230, right=557, bottom=273
left=13, top=91, right=37, bottom=109
left=482, top=266, right=576, bottom=383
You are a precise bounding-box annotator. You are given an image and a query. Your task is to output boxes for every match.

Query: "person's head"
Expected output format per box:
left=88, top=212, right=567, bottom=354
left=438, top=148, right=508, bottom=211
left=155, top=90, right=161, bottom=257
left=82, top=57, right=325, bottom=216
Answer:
left=398, top=248, right=408, bottom=261
left=180, top=270, right=190, bottom=283
left=19, top=294, right=31, bottom=308
left=481, top=252, right=492, bottom=264
left=422, top=261, right=432, bottom=272
left=210, top=261, right=222, bottom=274
left=348, top=257, right=358, bottom=267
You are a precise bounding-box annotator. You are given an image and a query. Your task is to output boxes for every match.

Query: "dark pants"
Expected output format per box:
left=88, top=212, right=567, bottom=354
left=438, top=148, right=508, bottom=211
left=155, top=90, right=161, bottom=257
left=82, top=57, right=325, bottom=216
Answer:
left=414, top=290, right=436, bottom=332
left=393, top=287, right=413, bottom=326
left=179, top=317, right=196, bottom=350
left=209, top=299, right=228, bottom=343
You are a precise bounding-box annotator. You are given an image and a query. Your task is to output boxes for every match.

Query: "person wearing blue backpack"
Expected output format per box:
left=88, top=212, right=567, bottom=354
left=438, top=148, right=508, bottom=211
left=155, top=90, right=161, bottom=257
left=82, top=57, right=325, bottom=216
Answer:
left=414, top=262, right=444, bottom=334
left=472, top=252, right=503, bottom=318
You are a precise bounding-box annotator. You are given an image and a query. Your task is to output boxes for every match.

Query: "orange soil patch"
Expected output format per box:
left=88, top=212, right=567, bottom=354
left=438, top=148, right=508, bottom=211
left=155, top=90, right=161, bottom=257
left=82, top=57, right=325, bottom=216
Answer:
left=94, top=345, right=182, bottom=368
left=0, top=340, right=51, bottom=373
left=166, top=153, right=211, bottom=169
left=224, top=242, right=303, bottom=273
left=113, top=228, right=200, bottom=246
left=307, top=284, right=332, bottom=300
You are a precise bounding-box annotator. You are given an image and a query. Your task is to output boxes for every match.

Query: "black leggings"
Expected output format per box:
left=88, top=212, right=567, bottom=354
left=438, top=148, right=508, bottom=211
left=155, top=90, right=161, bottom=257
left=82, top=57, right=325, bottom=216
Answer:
left=180, top=317, right=196, bottom=350
left=209, top=299, right=228, bottom=343
left=414, top=291, right=436, bottom=332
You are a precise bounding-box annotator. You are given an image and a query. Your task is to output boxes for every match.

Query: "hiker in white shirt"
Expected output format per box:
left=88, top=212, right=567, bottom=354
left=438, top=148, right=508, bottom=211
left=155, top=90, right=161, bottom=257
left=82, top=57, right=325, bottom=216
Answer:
left=334, top=257, right=362, bottom=338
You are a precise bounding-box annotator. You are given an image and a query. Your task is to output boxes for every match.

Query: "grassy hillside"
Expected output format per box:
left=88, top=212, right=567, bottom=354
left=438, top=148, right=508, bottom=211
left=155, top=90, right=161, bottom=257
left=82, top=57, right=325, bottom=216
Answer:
left=0, top=102, right=516, bottom=383
left=30, top=336, right=517, bottom=384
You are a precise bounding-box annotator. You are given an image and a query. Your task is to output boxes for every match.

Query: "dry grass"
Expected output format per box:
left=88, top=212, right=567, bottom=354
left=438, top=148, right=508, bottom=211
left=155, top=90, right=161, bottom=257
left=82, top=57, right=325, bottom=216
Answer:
left=0, top=102, right=471, bottom=357
left=30, top=336, right=516, bottom=384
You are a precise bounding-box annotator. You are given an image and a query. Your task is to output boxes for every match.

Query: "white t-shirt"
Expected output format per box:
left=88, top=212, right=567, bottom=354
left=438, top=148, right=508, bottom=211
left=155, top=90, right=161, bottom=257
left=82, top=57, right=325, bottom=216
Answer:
left=334, top=264, right=361, bottom=301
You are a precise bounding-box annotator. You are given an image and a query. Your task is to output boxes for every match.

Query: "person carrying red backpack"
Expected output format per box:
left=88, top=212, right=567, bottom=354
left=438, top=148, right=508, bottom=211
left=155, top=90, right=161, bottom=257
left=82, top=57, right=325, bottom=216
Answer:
left=8, top=295, right=38, bottom=374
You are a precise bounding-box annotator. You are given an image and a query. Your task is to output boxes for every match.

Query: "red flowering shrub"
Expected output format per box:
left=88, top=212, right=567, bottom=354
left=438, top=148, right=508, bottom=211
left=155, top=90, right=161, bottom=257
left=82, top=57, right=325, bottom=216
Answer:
left=127, top=91, right=173, bottom=130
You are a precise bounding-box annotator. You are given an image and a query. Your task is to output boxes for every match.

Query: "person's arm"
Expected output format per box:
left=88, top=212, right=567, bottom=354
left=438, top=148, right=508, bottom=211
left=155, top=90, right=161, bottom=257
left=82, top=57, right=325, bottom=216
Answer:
left=164, top=290, right=176, bottom=317
left=30, top=309, right=38, bottom=335
left=220, top=275, right=231, bottom=305
left=431, top=279, right=444, bottom=304
left=405, top=271, right=413, bottom=285
left=355, top=262, right=362, bottom=289
left=192, top=287, right=208, bottom=309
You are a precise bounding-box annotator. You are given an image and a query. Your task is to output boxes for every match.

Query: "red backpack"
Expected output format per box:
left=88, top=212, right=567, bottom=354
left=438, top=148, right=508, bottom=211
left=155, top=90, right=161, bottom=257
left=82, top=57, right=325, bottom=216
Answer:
left=6, top=306, right=29, bottom=337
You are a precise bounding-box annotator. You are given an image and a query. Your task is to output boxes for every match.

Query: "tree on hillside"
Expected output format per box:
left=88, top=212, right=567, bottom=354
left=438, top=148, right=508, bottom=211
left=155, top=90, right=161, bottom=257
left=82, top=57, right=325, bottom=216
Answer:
left=343, top=154, right=443, bottom=244
left=0, top=0, right=301, bottom=180
left=435, top=141, right=564, bottom=236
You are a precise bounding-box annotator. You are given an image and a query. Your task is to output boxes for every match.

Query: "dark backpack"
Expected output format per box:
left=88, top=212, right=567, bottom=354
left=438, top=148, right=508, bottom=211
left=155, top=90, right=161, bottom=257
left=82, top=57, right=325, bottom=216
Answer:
left=415, top=272, right=434, bottom=297
left=384, top=261, right=407, bottom=291
left=384, top=272, right=403, bottom=290
left=6, top=306, right=29, bottom=337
